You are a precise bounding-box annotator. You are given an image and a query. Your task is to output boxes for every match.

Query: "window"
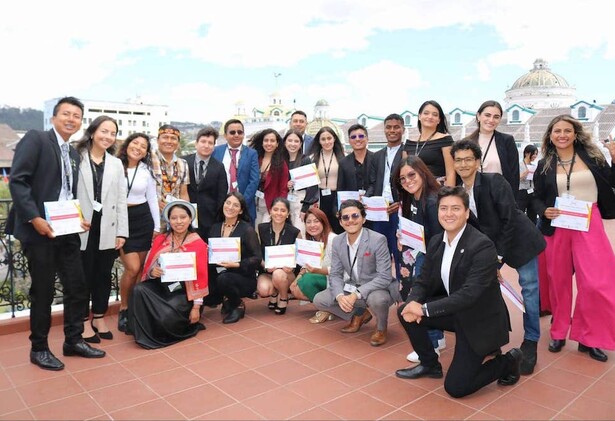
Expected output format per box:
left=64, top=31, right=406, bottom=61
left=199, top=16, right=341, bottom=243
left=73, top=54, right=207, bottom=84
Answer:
left=118, top=120, right=122, bottom=126
left=360, top=117, right=367, bottom=126
left=512, top=110, right=520, bottom=121
left=578, top=106, right=587, bottom=119
left=118, top=130, right=123, bottom=136
left=454, top=113, right=461, bottom=124
left=405, top=115, right=411, bottom=125
left=273, top=110, right=280, bottom=116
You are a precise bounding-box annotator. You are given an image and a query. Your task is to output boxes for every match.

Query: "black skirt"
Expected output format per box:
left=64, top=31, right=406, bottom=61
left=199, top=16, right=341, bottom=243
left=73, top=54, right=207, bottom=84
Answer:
left=123, top=203, right=154, bottom=253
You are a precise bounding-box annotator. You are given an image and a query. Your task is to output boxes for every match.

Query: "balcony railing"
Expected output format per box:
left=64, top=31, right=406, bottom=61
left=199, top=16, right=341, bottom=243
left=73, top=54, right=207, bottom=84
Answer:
left=0, top=199, right=121, bottom=318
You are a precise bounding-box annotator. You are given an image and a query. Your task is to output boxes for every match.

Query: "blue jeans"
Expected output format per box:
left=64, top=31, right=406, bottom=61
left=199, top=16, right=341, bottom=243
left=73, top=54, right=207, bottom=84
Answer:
left=516, top=257, right=540, bottom=342
left=371, top=213, right=401, bottom=281
left=414, top=253, right=444, bottom=348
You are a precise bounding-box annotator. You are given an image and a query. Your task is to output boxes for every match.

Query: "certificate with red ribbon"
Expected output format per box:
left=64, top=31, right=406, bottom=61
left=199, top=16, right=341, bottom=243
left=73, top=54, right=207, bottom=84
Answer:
left=399, top=216, right=426, bottom=253
left=44, top=199, right=84, bottom=237
left=363, top=196, right=389, bottom=221
left=265, top=244, right=296, bottom=269
left=208, top=237, right=241, bottom=263
left=289, top=163, right=320, bottom=190
left=552, top=196, right=592, bottom=232
left=159, top=252, right=197, bottom=283
left=295, top=239, right=324, bottom=268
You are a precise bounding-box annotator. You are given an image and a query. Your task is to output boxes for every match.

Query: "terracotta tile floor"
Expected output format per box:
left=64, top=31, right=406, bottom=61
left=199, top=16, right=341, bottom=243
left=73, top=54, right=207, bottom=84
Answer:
left=1, top=222, right=614, bottom=420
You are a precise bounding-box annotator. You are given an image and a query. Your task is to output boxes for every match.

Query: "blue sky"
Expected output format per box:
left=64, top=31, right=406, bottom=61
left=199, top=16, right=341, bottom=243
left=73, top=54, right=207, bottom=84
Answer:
left=2, top=0, right=613, bottom=124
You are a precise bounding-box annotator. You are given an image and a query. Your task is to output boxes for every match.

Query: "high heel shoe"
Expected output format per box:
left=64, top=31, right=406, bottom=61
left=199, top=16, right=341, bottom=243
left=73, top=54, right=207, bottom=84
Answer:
left=223, top=301, right=245, bottom=324
left=82, top=318, right=101, bottom=344
left=268, top=293, right=279, bottom=310
left=92, top=315, right=113, bottom=340
left=578, top=343, right=608, bottom=362
left=275, top=298, right=288, bottom=315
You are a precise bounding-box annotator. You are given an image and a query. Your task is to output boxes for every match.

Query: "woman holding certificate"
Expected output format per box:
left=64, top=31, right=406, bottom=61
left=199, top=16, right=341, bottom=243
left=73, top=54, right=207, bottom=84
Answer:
left=392, top=156, right=445, bottom=362
left=75, top=116, right=128, bottom=343
left=116, top=133, right=161, bottom=333
left=128, top=201, right=208, bottom=349
left=308, top=127, right=345, bottom=234
left=256, top=198, right=301, bottom=314
left=533, top=115, right=615, bottom=362
left=289, top=207, right=338, bottom=323
left=284, top=129, right=319, bottom=235
left=249, top=129, right=289, bottom=226
left=208, top=192, right=262, bottom=324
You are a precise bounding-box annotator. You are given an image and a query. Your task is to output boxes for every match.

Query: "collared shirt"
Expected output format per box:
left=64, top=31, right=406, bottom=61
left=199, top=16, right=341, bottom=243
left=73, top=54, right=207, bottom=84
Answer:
left=464, top=183, right=478, bottom=218
left=382, top=144, right=400, bottom=202
left=194, top=154, right=211, bottom=183
left=346, top=228, right=364, bottom=284
left=222, top=145, right=242, bottom=192
left=151, top=151, right=190, bottom=200
left=440, top=224, right=467, bottom=295
left=53, top=127, right=73, bottom=201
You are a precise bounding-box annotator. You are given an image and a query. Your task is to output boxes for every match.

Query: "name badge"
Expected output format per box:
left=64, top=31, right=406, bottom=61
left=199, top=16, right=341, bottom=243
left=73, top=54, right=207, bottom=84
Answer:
left=527, top=188, right=534, bottom=194
left=343, top=283, right=357, bottom=294
left=255, top=190, right=265, bottom=199
left=92, top=201, right=103, bottom=212
left=322, top=188, right=332, bottom=196
left=287, top=193, right=298, bottom=202
left=167, top=281, right=181, bottom=292
left=410, top=204, right=417, bottom=215
left=562, top=192, right=575, bottom=199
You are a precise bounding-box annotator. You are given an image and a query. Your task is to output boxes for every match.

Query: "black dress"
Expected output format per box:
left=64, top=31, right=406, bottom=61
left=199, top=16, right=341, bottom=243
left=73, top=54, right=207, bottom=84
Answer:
left=257, top=222, right=300, bottom=275
left=403, top=135, right=454, bottom=179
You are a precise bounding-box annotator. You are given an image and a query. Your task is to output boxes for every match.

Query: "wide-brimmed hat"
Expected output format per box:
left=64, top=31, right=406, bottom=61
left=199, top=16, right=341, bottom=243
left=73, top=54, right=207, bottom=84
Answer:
left=162, top=200, right=196, bottom=223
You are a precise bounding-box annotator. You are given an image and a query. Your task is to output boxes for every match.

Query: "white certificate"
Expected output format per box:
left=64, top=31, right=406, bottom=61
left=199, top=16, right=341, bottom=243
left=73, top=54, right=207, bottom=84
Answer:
left=363, top=196, right=389, bottom=222
left=499, top=275, right=525, bottom=313
left=289, top=164, right=320, bottom=190
left=295, top=239, right=324, bottom=268
left=265, top=244, right=296, bottom=269
left=399, top=216, right=426, bottom=253
left=552, top=196, right=592, bottom=232
left=43, top=199, right=84, bottom=236
left=337, top=191, right=361, bottom=209
left=159, top=252, right=197, bottom=283
left=208, top=237, right=241, bottom=263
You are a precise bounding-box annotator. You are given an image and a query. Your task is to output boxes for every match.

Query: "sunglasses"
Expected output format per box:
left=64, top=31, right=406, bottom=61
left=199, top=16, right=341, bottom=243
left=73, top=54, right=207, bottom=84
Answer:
left=228, top=130, right=244, bottom=136
left=339, top=212, right=361, bottom=222
left=349, top=134, right=366, bottom=140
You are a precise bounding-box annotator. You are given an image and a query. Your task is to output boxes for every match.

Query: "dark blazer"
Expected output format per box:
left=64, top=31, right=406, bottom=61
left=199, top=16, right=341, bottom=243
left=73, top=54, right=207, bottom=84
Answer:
left=337, top=150, right=374, bottom=192
left=491, top=131, right=520, bottom=197
left=184, top=153, right=228, bottom=240
left=532, top=146, right=615, bottom=236
left=366, top=145, right=403, bottom=201
left=468, top=172, right=545, bottom=268
left=409, top=224, right=510, bottom=356
left=7, top=129, right=80, bottom=244
left=212, top=144, right=260, bottom=223
left=302, top=134, right=314, bottom=155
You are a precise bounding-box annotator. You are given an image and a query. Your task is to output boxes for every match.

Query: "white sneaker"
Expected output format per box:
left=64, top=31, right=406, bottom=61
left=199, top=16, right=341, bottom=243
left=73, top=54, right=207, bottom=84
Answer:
left=406, top=348, right=440, bottom=363
left=437, top=337, right=446, bottom=350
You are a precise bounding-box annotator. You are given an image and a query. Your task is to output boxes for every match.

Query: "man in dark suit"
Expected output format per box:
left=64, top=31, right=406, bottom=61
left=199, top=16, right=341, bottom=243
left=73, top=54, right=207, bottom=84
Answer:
left=184, top=127, right=228, bottom=242
left=337, top=123, right=373, bottom=194
left=7, top=97, right=106, bottom=371
left=212, top=119, right=259, bottom=223
left=395, top=187, right=521, bottom=398
left=290, top=110, right=314, bottom=154
left=452, top=139, right=545, bottom=374
left=365, top=114, right=404, bottom=279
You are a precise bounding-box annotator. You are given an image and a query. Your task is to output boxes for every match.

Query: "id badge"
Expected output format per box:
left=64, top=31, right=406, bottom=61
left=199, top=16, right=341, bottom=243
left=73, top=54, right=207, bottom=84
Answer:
left=410, top=204, right=417, bottom=215
left=287, top=193, right=298, bottom=202
left=92, top=201, right=103, bottom=212
left=167, top=281, right=181, bottom=292
left=527, top=188, right=534, bottom=194
left=343, top=283, right=357, bottom=294
left=322, top=188, right=332, bottom=196
left=562, top=192, right=575, bottom=199
left=255, top=190, right=265, bottom=199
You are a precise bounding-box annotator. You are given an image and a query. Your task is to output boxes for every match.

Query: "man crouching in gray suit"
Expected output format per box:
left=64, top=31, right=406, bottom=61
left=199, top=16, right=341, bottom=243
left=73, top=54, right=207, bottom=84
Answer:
left=313, top=199, right=400, bottom=346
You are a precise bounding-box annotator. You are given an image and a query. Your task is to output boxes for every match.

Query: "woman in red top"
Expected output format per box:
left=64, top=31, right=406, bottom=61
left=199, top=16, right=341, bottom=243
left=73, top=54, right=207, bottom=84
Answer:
left=250, top=129, right=289, bottom=226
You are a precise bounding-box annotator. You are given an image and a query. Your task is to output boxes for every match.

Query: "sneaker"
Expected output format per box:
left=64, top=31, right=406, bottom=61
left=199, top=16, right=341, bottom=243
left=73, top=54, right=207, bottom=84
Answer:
left=406, top=347, right=440, bottom=363
left=437, top=337, right=446, bottom=350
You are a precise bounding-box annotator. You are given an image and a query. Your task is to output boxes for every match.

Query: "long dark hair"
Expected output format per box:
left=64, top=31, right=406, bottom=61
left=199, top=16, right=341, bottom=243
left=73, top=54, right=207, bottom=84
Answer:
left=417, top=100, right=449, bottom=135
left=75, top=115, right=118, bottom=155
left=165, top=203, right=196, bottom=235
left=117, top=132, right=154, bottom=177
left=303, top=207, right=332, bottom=248
left=283, top=129, right=305, bottom=169
left=393, top=156, right=440, bottom=216
left=308, top=126, right=345, bottom=165
left=249, top=128, right=286, bottom=173
left=217, top=191, right=252, bottom=223
left=466, top=100, right=503, bottom=142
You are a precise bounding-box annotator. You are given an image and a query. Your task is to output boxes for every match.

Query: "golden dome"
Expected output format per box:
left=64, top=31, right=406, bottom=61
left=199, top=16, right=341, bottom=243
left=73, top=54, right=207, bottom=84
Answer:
left=510, top=59, right=570, bottom=90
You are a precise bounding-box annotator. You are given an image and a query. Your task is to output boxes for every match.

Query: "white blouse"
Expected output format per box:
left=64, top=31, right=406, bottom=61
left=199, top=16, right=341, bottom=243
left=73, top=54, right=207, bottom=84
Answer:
left=126, top=162, right=160, bottom=232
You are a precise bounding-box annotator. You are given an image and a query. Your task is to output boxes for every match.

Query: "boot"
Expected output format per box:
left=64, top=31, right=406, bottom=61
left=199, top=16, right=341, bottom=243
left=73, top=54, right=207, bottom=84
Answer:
left=520, top=339, right=537, bottom=375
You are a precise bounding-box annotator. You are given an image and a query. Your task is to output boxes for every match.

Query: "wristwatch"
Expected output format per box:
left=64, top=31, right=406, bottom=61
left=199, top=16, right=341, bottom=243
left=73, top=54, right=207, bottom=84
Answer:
left=354, top=290, right=362, bottom=300
left=421, top=303, right=428, bottom=316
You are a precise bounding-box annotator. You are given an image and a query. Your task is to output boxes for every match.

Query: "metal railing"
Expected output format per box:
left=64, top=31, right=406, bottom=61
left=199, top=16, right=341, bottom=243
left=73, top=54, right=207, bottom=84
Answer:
left=0, top=199, right=121, bottom=318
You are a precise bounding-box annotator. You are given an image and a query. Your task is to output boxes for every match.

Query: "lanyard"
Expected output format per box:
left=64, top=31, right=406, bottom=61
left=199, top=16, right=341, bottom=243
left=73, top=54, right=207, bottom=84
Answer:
left=126, top=165, right=139, bottom=196
left=557, top=153, right=576, bottom=193
left=321, top=151, right=334, bottom=188
left=88, top=153, right=105, bottom=203
left=480, top=132, right=496, bottom=171
left=347, top=244, right=359, bottom=284
left=269, top=224, right=286, bottom=246
left=170, top=231, right=189, bottom=252
left=522, top=161, right=533, bottom=188
left=415, top=131, right=436, bottom=156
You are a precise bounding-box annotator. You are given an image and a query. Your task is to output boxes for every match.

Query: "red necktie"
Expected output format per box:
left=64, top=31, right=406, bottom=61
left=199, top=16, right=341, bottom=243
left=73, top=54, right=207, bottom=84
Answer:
left=229, top=148, right=238, bottom=192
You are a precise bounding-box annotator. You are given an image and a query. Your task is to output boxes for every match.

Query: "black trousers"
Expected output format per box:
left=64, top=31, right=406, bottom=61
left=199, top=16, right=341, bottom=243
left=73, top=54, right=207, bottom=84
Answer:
left=397, top=302, right=509, bottom=398
left=207, top=269, right=256, bottom=308
left=81, top=211, right=118, bottom=316
left=516, top=189, right=538, bottom=224
left=24, top=234, right=87, bottom=351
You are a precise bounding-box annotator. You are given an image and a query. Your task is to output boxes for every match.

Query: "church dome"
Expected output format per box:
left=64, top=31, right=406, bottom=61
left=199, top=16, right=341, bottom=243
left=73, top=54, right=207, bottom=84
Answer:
left=315, top=99, right=329, bottom=107
left=510, top=59, right=570, bottom=89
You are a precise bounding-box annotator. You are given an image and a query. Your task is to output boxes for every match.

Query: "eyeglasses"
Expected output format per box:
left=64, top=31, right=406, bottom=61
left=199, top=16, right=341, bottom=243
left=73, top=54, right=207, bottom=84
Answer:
left=398, top=172, right=417, bottom=184
left=454, top=157, right=476, bottom=165
left=349, top=134, right=366, bottom=140
left=228, top=130, right=244, bottom=136
left=339, top=212, right=361, bottom=222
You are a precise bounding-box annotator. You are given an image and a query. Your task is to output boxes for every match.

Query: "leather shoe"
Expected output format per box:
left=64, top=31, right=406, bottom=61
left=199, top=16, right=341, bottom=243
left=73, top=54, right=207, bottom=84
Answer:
left=117, top=310, right=128, bottom=333
left=30, top=350, right=64, bottom=371
left=520, top=340, right=538, bottom=375
left=63, top=340, right=106, bottom=358
left=396, top=363, right=443, bottom=379
left=548, top=339, right=566, bottom=353
left=222, top=305, right=245, bottom=324
left=578, top=344, right=608, bottom=362
left=497, top=348, right=522, bottom=386
left=370, top=329, right=387, bottom=347
left=340, top=311, right=372, bottom=333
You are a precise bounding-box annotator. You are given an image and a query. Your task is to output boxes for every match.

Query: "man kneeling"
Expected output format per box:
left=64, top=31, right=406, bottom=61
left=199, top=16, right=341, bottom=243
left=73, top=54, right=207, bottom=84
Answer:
left=396, top=187, right=521, bottom=398
left=313, top=200, right=399, bottom=346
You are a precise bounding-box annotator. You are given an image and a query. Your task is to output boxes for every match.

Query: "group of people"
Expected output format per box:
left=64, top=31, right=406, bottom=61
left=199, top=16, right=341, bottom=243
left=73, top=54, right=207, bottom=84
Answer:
left=7, top=96, right=615, bottom=399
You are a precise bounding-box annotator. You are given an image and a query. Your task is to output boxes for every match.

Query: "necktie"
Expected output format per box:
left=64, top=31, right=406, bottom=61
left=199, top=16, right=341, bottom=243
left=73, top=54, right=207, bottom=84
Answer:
left=60, top=142, right=72, bottom=198
left=229, top=148, right=238, bottom=192
left=198, top=160, right=205, bottom=183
